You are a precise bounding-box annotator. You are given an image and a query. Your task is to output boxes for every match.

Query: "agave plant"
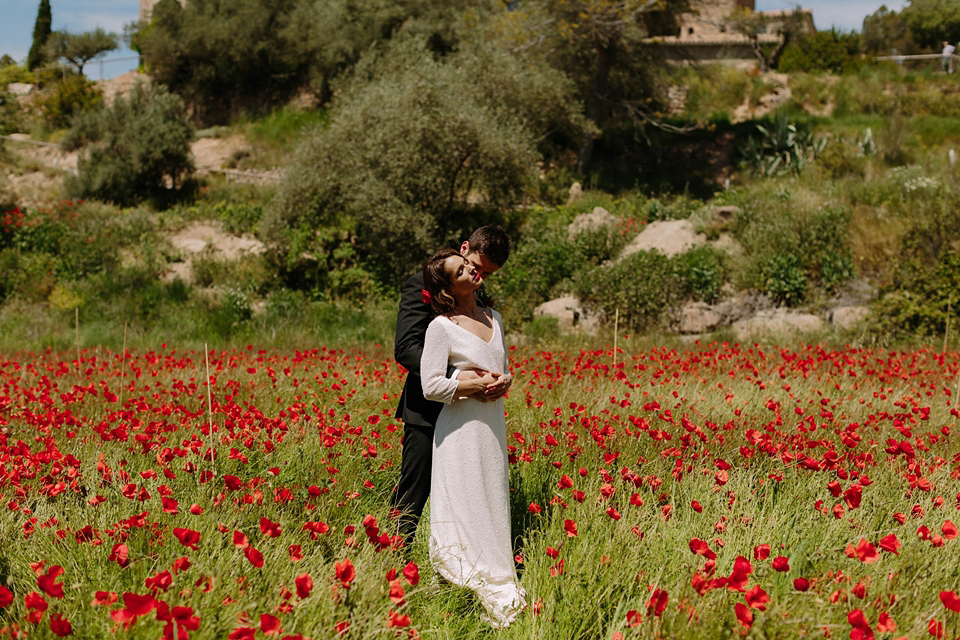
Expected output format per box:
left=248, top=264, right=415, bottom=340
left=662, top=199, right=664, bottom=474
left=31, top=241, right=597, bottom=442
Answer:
left=739, top=113, right=827, bottom=177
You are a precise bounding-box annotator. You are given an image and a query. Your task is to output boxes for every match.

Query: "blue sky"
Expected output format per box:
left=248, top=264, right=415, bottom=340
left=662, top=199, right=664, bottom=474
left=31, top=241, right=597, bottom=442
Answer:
left=0, top=0, right=140, bottom=78
left=1, top=1, right=914, bottom=80
left=756, top=0, right=910, bottom=32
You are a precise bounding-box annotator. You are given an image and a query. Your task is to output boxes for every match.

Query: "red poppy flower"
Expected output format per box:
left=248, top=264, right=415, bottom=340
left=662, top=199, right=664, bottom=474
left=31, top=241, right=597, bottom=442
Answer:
left=928, top=618, right=944, bottom=638
left=876, top=611, right=896, bottom=633
left=295, top=573, right=313, bottom=599
left=259, top=517, right=282, bottom=537
left=335, top=558, right=355, bottom=589
left=389, top=580, right=406, bottom=605
left=854, top=538, right=878, bottom=563
left=878, top=534, right=901, bottom=554
left=260, top=614, right=282, bottom=636
left=403, top=561, right=420, bottom=586
left=771, top=556, right=790, bottom=572
left=387, top=610, right=411, bottom=628
left=745, top=585, right=769, bottom=611
left=49, top=613, right=72, bottom=637
left=37, top=566, right=65, bottom=599
left=941, top=590, right=960, bottom=612
left=244, top=546, right=264, bottom=568
left=646, top=588, right=667, bottom=617
left=173, top=528, right=201, bottom=550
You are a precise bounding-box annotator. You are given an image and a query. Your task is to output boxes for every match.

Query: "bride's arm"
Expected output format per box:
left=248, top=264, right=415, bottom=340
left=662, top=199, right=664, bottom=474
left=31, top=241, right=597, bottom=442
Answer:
left=421, top=320, right=492, bottom=402
left=484, top=311, right=513, bottom=399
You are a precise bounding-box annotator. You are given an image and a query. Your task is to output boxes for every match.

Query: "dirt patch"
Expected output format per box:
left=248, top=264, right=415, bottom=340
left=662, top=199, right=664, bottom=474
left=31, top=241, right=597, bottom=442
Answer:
left=4, top=171, right=62, bottom=207
left=192, top=136, right=250, bottom=173
left=164, top=221, right=265, bottom=284
left=732, top=73, right=793, bottom=124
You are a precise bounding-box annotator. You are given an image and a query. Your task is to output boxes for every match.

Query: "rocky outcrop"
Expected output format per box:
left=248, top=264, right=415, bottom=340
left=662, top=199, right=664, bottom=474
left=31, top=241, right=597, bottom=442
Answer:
left=732, top=308, right=824, bottom=340
left=619, top=219, right=707, bottom=259
left=568, top=206, right=617, bottom=240
left=534, top=295, right=598, bottom=334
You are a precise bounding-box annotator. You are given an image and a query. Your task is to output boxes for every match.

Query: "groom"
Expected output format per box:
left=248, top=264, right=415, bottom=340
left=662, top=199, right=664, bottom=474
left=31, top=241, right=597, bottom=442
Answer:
left=391, top=225, right=513, bottom=547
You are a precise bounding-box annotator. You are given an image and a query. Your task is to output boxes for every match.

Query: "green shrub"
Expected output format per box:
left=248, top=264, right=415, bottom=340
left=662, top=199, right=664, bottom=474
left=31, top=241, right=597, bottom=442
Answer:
left=763, top=253, right=807, bottom=306
left=573, top=250, right=679, bottom=332
left=732, top=197, right=854, bottom=297
left=63, top=82, right=194, bottom=205
left=265, top=288, right=307, bottom=321
left=191, top=252, right=274, bottom=294
left=816, top=143, right=866, bottom=180
left=34, top=74, right=102, bottom=129
left=675, top=246, right=728, bottom=304
left=10, top=200, right=129, bottom=280
left=778, top=30, right=861, bottom=74
left=265, top=45, right=583, bottom=288
left=671, top=65, right=751, bottom=119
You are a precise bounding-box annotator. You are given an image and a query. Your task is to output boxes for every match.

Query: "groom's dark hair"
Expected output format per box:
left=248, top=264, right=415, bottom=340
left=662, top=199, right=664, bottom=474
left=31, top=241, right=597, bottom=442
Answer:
left=466, top=226, right=511, bottom=267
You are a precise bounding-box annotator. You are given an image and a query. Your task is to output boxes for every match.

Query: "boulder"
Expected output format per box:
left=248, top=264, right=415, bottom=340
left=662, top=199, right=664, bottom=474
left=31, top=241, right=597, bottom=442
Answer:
left=678, top=302, right=722, bottom=334
left=534, top=295, right=597, bottom=333
left=6, top=83, right=34, bottom=96
left=619, top=219, right=707, bottom=259
left=830, top=306, right=870, bottom=330
left=567, top=182, right=583, bottom=204
left=568, top=206, right=616, bottom=240
left=732, top=308, right=824, bottom=340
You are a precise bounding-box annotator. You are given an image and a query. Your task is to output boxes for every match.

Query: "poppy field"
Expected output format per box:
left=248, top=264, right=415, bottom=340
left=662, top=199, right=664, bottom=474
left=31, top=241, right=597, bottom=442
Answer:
left=0, top=341, right=959, bottom=639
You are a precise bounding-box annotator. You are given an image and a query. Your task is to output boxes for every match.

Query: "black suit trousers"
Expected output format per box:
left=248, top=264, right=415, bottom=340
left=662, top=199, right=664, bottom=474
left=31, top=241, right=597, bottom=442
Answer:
left=390, top=422, right=434, bottom=545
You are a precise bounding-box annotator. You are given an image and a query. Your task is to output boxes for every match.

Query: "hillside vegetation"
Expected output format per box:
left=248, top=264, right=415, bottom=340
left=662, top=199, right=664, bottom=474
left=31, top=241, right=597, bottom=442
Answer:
left=2, top=1, right=960, bottom=351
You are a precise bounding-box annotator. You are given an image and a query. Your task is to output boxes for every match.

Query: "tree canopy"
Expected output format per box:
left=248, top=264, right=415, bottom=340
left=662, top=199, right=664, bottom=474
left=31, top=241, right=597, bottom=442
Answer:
left=27, top=0, right=52, bottom=71
left=264, top=43, right=587, bottom=288
left=901, top=0, right=960, bottom=48
left=861, top=5, right=916, bottom=55
left=44, top=29, right=118, bottom=75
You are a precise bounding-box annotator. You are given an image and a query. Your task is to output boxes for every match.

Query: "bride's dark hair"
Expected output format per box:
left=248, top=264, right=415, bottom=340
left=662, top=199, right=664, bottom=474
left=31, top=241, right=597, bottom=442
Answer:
left=422, top=249, right=461, bottom=315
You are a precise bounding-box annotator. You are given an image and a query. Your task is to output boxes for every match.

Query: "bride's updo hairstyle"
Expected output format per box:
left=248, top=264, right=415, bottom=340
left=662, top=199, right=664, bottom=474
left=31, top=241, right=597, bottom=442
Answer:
left=422, top=249, right=461, bottom=316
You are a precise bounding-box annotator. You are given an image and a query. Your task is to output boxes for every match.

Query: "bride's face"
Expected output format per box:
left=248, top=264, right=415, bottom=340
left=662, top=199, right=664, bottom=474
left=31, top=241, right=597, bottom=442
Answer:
left=443, top=255, right=481, bottom=296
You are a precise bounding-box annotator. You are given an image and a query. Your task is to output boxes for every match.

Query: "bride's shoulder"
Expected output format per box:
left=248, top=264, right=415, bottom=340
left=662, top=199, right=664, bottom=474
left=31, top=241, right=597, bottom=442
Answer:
left=428, top=315, right=454, bottom=330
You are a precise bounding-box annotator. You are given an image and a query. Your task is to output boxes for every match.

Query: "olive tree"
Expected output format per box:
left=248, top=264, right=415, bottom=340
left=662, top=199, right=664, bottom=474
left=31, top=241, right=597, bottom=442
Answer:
left=44, top=28, right=118, bottom=75
left=63, top=83, right=194, bottom=205
left=263, top=45, right=585, bottom=288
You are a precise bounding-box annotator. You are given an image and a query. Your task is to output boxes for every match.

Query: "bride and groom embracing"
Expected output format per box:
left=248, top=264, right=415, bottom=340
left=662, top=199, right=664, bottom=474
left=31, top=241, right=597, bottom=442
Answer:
left=391, top=225, right=526, bottom=628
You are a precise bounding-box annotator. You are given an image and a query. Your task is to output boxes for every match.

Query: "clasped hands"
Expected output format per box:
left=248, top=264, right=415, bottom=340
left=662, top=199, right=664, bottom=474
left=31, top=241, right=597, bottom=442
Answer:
left=458, top=368, right=512, bottom=402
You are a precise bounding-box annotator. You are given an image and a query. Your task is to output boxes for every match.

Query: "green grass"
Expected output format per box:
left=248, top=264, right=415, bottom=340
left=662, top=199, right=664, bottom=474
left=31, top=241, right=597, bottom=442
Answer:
left=0, top=342, right=958, bottom=637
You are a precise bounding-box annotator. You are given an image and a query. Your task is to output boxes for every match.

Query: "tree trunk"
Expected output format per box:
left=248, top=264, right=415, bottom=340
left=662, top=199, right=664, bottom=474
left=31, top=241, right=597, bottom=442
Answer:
left=576, top=42, right=613, bottom=176
left=768, top=32, right=793, bottom=70
left=750, top=37, right=770, bottom=72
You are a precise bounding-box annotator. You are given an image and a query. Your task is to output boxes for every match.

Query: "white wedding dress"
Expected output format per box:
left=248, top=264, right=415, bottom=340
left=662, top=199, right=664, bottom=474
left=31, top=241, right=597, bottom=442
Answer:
left=420, top=311, right=526, bottom=628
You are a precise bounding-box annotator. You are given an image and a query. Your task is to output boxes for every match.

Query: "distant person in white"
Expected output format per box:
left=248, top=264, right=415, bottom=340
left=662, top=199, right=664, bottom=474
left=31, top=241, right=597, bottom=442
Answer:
left=943, top=41, right=956, bottom=73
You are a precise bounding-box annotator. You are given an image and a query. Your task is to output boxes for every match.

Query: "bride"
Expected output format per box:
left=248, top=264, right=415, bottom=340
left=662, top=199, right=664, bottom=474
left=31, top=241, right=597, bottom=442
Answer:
left=419, top=248, right=526, bottom=628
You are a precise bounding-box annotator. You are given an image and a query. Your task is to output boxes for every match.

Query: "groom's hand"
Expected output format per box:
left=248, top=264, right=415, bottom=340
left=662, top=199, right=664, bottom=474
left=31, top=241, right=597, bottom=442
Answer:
left=458, top=369, right=493, bottom=402
left=484, top=373, right=512, bottom=400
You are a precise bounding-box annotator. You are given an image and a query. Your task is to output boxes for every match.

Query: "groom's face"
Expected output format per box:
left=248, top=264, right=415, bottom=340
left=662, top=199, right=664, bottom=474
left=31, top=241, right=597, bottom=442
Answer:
left=460, top=243, right=500, bottom=283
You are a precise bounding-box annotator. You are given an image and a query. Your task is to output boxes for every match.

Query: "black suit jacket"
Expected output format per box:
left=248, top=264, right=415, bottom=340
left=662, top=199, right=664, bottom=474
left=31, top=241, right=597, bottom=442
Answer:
left=394, top=271, right=446, bottom=429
